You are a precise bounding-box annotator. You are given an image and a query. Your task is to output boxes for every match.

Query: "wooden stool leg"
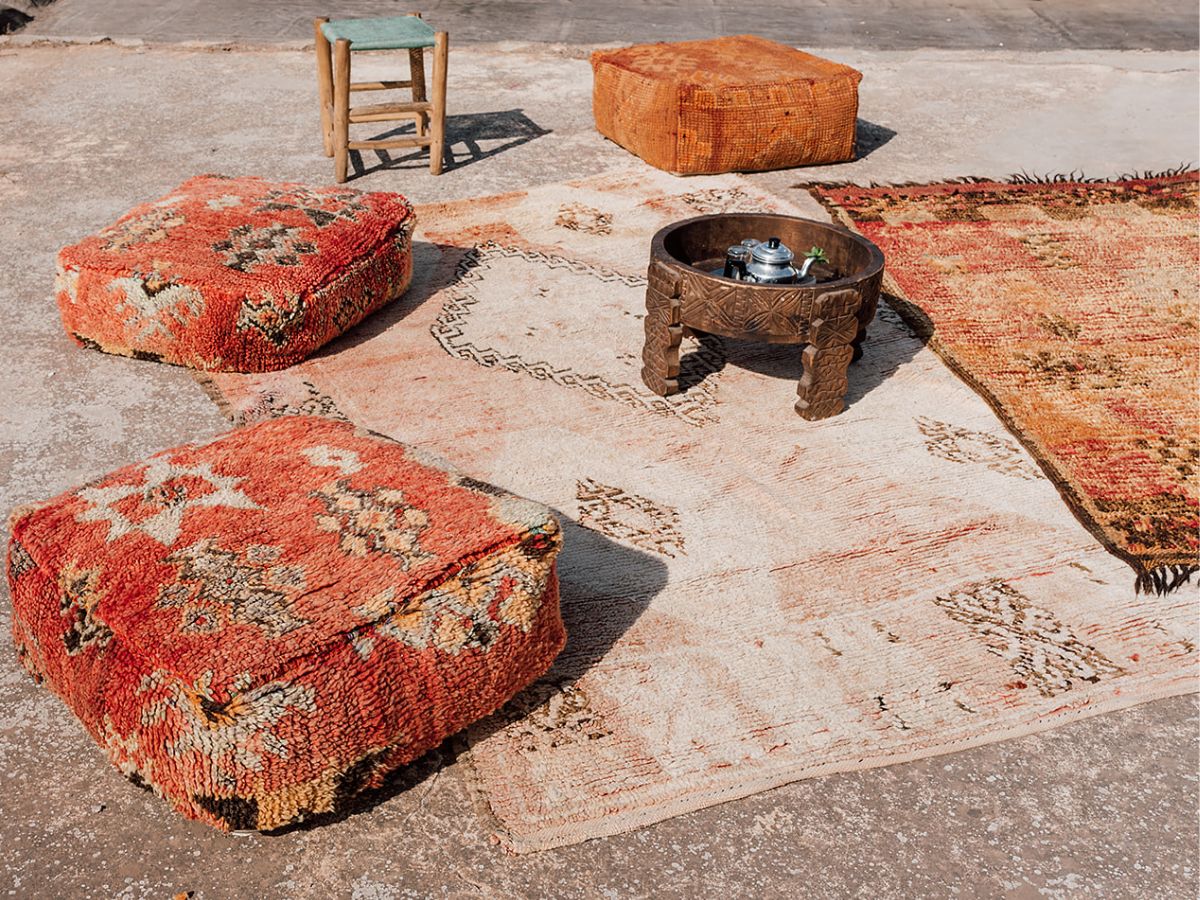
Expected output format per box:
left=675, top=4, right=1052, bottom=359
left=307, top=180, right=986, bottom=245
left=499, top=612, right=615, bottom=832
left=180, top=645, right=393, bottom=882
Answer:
left=409, top=47, right=428, bottom=137
left=429, top=31, right=448, bottom=175
left=314, top=18, right=334, bottom=157
left=406, top=12, right=429, bottom=137
left=333, top=37, right=351, bottom=183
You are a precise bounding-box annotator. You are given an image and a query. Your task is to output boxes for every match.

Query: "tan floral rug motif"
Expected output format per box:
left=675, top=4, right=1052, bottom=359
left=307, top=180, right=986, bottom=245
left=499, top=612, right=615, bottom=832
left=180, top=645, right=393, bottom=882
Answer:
left=199, top=169, right=1198, bottom=852
left=811, top=173, right=1200, bottom=594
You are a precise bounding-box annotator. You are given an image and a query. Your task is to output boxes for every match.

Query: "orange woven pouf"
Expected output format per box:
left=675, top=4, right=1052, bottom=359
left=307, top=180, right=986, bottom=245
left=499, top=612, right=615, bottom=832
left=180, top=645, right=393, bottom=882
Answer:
left=591, top=35, right=862, bottom=175
left=8, top=415, right=565, bottom=831
left=56, top=175, right=415, bottom=372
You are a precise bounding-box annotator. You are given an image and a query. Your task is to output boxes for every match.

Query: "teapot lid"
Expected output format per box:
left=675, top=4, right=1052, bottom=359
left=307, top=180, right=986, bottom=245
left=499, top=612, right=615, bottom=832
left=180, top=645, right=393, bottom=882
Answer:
left=750, top=236, right=794, bottom=266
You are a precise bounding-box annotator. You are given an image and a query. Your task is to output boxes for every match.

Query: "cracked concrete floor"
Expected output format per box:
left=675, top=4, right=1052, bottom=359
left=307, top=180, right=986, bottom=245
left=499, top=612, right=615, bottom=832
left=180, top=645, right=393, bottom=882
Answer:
left=0, top=42, right=1197, bottom=899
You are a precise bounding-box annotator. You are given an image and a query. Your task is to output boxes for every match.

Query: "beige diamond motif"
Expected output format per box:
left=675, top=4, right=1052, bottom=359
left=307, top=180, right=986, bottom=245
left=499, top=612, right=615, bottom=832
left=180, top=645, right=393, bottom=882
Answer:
left=77, top=456, right=260, bottom=546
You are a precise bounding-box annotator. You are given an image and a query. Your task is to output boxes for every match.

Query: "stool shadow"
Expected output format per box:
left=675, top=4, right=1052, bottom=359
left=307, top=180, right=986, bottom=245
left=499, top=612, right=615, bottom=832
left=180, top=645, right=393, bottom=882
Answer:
left=263, top=511, right=668, bottom=834
left=676, top=299, right=925, bottom=410
left=855, top=118, right=897, bottom=159
left=346, top=108, right=550, bottom=178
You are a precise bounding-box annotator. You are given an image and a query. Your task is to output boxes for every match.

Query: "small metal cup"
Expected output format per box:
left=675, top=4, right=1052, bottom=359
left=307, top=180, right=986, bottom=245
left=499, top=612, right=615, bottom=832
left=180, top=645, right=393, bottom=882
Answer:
left=723, top=245, right=752, bottom=280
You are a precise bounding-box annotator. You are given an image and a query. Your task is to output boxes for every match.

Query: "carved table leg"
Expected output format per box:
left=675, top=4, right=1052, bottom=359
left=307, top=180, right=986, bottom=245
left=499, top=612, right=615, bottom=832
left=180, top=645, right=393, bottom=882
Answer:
left=853, top=282, right=881, bottom=361
left=641, top=259, right=683, bottom=396
left=851, top=324, right=868, bottom=362
left=795, top=288, right=861, bottom=420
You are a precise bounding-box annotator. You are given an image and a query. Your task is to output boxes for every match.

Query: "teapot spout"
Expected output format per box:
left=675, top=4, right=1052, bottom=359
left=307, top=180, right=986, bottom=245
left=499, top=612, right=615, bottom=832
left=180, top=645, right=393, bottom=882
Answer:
left=796, top=256, right=818, bottom=280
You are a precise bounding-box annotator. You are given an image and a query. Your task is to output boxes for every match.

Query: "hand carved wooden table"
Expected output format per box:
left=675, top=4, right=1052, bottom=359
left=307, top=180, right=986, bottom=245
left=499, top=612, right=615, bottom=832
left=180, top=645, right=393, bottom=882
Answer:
left=641, top=213, right=885, bottom=419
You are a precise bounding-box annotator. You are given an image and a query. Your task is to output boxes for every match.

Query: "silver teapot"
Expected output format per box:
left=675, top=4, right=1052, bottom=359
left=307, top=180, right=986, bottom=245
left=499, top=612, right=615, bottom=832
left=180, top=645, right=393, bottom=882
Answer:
left=718, top=237, right=821, bottom=285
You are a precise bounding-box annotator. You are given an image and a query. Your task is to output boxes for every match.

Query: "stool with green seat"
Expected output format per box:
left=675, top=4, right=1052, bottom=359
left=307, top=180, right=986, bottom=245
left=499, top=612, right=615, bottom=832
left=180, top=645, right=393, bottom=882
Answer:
left=314, top=13, right=448, bottom=180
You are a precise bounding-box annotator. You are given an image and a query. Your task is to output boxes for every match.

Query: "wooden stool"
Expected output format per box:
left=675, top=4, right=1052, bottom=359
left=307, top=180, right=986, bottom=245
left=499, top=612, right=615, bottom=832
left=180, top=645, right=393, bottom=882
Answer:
left=314, top=13, right=448, bottom=181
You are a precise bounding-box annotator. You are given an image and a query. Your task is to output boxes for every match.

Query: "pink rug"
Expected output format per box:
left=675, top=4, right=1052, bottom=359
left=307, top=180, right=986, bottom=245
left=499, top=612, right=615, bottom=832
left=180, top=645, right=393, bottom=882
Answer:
left=199, top=170, right=1198, bottom=851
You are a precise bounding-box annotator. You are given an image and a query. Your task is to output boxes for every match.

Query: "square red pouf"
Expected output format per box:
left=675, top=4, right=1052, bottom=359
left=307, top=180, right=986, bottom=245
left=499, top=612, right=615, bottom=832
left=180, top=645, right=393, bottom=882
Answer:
left=592, top=35, right=862, bottom=174
left=8, top=416, right=565, bottom=832
left=56, top=175, right=415, bottom=372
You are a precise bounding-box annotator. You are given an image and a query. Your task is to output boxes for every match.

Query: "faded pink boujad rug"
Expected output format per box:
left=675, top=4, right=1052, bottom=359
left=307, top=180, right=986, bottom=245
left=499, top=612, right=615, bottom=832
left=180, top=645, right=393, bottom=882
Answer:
left=200, top=169, right=1198, bottom=852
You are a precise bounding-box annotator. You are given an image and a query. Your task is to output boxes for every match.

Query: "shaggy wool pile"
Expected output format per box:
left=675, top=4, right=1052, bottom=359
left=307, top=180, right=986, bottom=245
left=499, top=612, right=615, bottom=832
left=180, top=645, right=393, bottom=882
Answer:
left=201, top=169, right=1198, bottom=851
left=811, top=174, right=1199, bottom=594
left=9, top=416, right=564, bottom=832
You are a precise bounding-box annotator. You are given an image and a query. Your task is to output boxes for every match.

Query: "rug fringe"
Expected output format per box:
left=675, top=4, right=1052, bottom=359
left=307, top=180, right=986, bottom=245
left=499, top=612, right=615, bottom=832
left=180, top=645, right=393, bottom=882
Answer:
left=1006, top=163, right=1195, bottom=184
left=1135, top=564, right=1200, bottom=596
left=797, top=165, right=1197, bottom=191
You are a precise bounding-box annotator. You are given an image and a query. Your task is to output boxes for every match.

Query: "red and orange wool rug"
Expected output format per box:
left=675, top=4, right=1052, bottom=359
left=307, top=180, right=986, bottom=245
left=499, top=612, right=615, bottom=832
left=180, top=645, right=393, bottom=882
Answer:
left=812, top=173, right=1199, bottom=594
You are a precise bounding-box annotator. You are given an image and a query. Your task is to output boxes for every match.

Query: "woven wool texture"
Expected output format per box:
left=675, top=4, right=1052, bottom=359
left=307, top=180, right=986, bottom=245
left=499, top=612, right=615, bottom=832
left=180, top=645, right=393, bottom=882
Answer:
left=591, top=35, right=861, bottom=175
left=7, top=415, right=565, bottom=832
left=56, top=175, right=415, bottom=372
left=201, top=170, right=1198, bottom=851
left=812, top=174, right=1200, bottom=593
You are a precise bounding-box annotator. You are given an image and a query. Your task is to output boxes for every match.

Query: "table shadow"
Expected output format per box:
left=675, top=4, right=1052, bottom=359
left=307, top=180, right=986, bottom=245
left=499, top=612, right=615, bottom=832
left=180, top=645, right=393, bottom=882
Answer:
left=676, top=298, right=925, bottom=410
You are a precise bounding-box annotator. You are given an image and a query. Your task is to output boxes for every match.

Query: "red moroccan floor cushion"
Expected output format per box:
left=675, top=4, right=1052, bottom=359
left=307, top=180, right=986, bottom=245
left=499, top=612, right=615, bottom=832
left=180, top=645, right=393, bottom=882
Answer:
left=7, top=416, right=565, bottom=831
left=56, top=175, right=415, bottom=372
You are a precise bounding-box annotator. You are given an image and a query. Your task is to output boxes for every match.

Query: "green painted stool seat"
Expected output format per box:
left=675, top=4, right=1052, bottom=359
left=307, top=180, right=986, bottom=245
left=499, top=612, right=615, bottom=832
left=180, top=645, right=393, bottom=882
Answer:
left=321, top=15, right=436, bottom=50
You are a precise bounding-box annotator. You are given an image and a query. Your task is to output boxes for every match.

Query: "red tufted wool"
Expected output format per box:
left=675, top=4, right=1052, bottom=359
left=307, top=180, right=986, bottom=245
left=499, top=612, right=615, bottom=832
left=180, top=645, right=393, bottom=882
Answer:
left=56, top=175, right=415, bottom=372
left=8, top=416, right=565, bottom=831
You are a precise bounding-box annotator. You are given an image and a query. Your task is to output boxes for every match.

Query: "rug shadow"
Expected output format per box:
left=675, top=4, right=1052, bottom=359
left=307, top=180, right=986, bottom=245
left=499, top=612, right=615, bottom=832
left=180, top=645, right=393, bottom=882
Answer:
left=260, top=510, right=667, bottom=834
left=345, top=108, right=550, bottom=179
left=855, top=118, right=897, bottom=160
left=676, top=298, right=925, bottom=410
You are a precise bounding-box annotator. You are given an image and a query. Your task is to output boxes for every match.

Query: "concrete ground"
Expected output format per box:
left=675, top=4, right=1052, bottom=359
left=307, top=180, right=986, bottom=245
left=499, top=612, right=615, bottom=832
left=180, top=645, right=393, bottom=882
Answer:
left=0, top=4, right=1198, bottom=898
left=13, top=0, right=1200, bottom=50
